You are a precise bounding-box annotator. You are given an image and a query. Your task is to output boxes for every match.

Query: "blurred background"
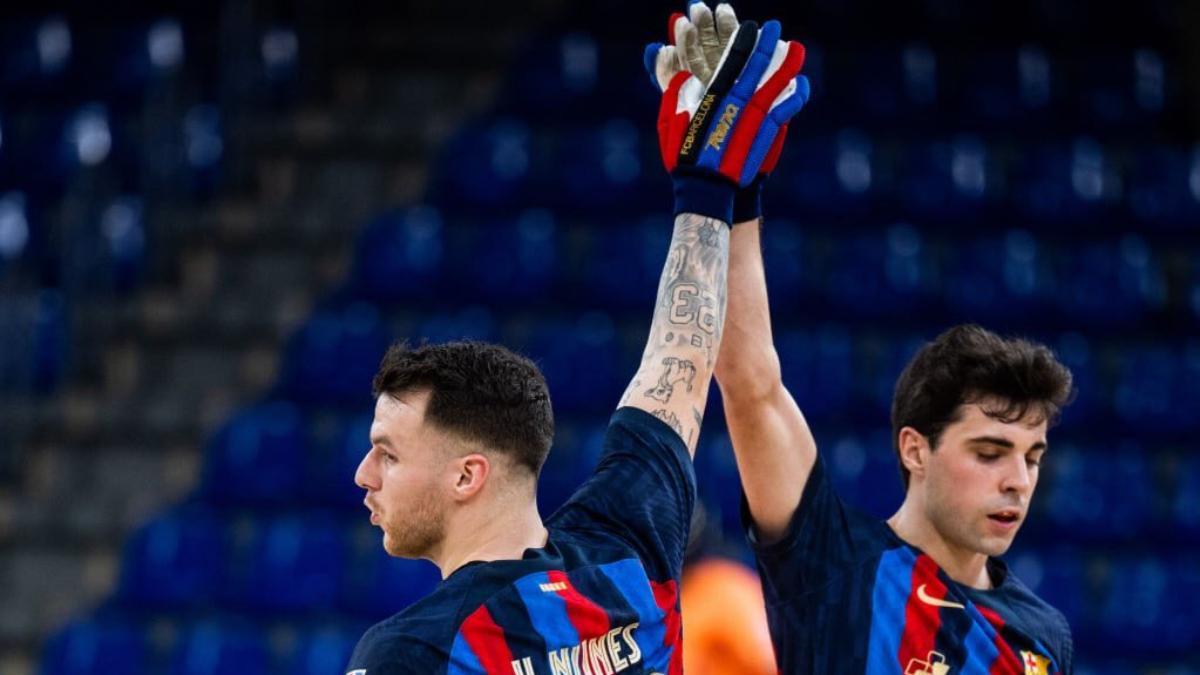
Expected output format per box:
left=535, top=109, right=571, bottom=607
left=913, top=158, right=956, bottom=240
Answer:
left=1, top=0, right=1198, bottom=672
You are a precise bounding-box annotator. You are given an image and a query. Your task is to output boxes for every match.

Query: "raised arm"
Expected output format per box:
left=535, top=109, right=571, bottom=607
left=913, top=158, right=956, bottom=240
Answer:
left=620, top=213, right=730, bottom=454
left=714, top=219, right=817, bottom=541
left=643, top=3, right=815, bottom=532
left=626, top=16, right=808, bottom=456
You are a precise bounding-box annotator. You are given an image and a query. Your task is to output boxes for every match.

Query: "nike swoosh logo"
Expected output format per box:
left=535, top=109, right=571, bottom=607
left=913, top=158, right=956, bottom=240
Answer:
left=917, top=584, right=965, bottom=609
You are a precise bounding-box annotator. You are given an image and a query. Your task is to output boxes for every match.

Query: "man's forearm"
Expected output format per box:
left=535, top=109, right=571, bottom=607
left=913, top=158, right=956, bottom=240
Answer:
left=714, top=219, right=781, bottom=398
left=620, top=212, right=730, bottom=453
left=715, top=219, right=818, bottom=541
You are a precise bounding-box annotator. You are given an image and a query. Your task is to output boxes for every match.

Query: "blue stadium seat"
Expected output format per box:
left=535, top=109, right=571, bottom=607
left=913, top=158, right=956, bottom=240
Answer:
left=847, top=46, right=939, bottom=128
left=759, top=218, right=807, bottom=305
left=1113, top=345, right=1198, bottom=432
left=117, top=506, right=226, bottom=608
left=280, top=625, right=363, bottom=675
left=280, top=302, right=389, bottom=406
left=952, top=48, right=1042, bottom=127
left=778, top=326, right=855, bottom=420
left=1011, top=141, right=1121, bottom=226
left=432, top=120, right=534, bottom=209
left=1096, top=556, right=1198, bottom=656
left=1038, top=444, right=1152, bottom=540
left=772, top=133, right=876, bottom=217
left=537, top=419, right=606, bottom=515
left=548, top=121, right=659, bottom=213
left=169, top=622, right=270, bottom=675
left=2, top=108, right=73, bottom=199
left=822, top=427, right=905, bottom=518
left=1053, top=238, right=1165, bottom=324
left=99, top=196, right=148, bottom=293
left=1008, top=549, right=1088, bottom=627
left=30, top=289, right=69, bottom=393
left=1070, top=49, right=1170, bottom=132
left=1172, top=454, right=1200, bottom=535
left=340, top=523, right=441, bottom=617
left=353, top=207, right=446, bottom=302
left=40, top=619, right=148, bottom=675
left=513, top=314, right=624, bottom=414
left=1126, top=146, right=1200, bottom=229
left=941, top=236, right=1010, bottom=319
left=498, top=35, right=655, bottom=123
left=223, top=514, right=346, bottom=613
left=416, top=306, right=498, bottom=343
left=201, top=401, right=307, bottom=506
left=574, top=219, right=670, bottom=310
left=303, top=410, right=370, bottom=508
left=1052, top=332, right=1101, bottom=430
left=824, top=231, right=934, bottom=319
left=894, top=139, right=991, bottom=221
left=448, top=210, right=561, bottom=302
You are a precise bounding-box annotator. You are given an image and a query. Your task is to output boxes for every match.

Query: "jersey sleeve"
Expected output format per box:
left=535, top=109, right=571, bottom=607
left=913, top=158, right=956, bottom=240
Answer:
left=547, top=406, right=696, bottom=580
left=1053, top=611, right=1074, bottom=675
left=742, top=455, right=880, bottom=602
left=345, top=624, right=445, bottom=675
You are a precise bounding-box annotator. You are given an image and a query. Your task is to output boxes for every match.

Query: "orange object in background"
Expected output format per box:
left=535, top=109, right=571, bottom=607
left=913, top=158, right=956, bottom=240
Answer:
left=680, top=557, right=778, bottom=675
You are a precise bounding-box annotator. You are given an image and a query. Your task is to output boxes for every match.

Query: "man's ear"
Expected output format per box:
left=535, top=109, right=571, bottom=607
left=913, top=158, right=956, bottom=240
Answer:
left=450, top=453, right=491, bottom=502
left=897, top=426, right=931, bottom=483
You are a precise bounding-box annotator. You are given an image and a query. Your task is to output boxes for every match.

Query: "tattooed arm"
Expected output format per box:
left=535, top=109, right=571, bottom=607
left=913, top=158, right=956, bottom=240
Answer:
left=713, top=220, right=817, bottom=542
left=619, top=213, right=730, bottom=456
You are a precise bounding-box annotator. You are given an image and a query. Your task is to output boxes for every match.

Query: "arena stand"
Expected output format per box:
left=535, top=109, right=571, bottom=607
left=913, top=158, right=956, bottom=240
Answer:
left=2, top=0, right=1198, bottom=673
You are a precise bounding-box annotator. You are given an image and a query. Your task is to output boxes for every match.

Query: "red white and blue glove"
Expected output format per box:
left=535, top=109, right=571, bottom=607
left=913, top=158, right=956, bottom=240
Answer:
left=645, top=3, right=810, bottom=223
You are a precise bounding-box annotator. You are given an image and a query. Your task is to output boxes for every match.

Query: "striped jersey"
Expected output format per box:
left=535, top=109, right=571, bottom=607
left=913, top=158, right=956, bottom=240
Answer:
left=345, top=407, right=694, bottom=675
left=747, top=458, right=1074, bottom=675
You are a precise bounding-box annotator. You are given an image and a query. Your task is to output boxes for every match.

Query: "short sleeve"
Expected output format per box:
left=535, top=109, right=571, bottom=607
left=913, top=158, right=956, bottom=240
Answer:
left=743, top=456, right=881, bottom=602
left=345, top=625, right=444, bottom=675
left=547, top=406, right=697, bottom=580
left=1055, top=611, right=1074, bottom=675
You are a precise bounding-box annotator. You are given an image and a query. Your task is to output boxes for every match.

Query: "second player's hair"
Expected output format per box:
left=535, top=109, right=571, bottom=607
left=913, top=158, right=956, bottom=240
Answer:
left=890, top=324, right=1074, bottom=487
left=372, top=340, right=555, bottom=476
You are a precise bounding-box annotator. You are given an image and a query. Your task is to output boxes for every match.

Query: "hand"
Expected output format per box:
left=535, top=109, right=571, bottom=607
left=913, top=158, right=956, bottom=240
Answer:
left=645, top=4, right=811, bottom=221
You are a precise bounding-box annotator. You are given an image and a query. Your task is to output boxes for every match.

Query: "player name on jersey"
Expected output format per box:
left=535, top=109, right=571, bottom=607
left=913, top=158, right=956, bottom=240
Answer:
left=509, top=622, right=644, bottom=675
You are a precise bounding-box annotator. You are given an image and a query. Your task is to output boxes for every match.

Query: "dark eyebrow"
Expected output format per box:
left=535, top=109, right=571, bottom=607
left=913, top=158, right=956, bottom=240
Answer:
left=370, top=436, right=393, bottom=449
left=967, top=436, right=1047, bottom=452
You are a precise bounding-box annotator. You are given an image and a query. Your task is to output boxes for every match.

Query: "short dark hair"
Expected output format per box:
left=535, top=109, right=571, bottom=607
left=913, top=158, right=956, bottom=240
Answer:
left=372, top=340, right=554, bottom=476
left=890, top=324, right=1074, bottom=487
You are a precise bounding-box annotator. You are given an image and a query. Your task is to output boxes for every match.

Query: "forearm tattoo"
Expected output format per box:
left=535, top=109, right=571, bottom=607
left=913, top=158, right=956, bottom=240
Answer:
left=621, top=213, right=730, bottom=448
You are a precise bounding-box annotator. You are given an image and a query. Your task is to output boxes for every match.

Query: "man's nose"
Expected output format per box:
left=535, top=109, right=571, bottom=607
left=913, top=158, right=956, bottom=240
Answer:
left=354, top=451, right=377, bottom=491
left=1001, top=455, right=1032, bottom=494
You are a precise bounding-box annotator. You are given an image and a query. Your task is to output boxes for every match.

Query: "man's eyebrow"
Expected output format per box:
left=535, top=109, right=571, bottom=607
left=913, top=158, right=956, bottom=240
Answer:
left=967, top=436, right=1015, bottom=448
left=967, top=436, right=1047, bottom=451
left=370, top=436, right=393, bottom=448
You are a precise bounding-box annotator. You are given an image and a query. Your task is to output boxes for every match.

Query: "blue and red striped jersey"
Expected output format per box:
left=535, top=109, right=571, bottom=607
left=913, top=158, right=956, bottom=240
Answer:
left=345, top=407, right=694, bottom=675
left=747, top=458, right=1074, bottom=675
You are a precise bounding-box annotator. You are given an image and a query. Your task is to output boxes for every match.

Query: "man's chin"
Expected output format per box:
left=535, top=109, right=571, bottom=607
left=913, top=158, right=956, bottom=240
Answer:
left=976, top=532, right=1018, bottom=557
left=382, top=528, right=435, bottom=559
left=382, top=531, right=412, bottom=558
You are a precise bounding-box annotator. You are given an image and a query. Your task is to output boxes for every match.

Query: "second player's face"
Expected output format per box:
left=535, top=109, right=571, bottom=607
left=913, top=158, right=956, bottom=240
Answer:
left=355, top=390, right=451, bottom=559
left=922, top=401, right=1048, bottom=557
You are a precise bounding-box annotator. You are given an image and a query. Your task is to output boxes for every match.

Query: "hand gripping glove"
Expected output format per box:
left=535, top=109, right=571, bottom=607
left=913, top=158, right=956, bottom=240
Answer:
left=646, top=4, right=810, bottom=222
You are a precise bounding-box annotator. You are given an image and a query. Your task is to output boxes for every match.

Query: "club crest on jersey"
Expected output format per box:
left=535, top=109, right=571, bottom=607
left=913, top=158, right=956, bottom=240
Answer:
left=905, top=651, right=950, bottom=675
left=706, top=103, right=740, bottom=150
left=1021, top=651, right=1051, bottom=675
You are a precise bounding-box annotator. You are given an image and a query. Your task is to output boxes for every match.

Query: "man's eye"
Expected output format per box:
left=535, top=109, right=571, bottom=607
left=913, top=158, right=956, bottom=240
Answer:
left=977, top=453, right=1000, bottom=463
left=1026, top=456, right=1043, bottom=467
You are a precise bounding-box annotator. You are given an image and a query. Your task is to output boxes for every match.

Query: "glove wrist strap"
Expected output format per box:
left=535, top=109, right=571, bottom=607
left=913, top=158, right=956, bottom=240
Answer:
left=672, top=172, right=736, bottom=225
left=732, top=175, right=766, bottom=224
